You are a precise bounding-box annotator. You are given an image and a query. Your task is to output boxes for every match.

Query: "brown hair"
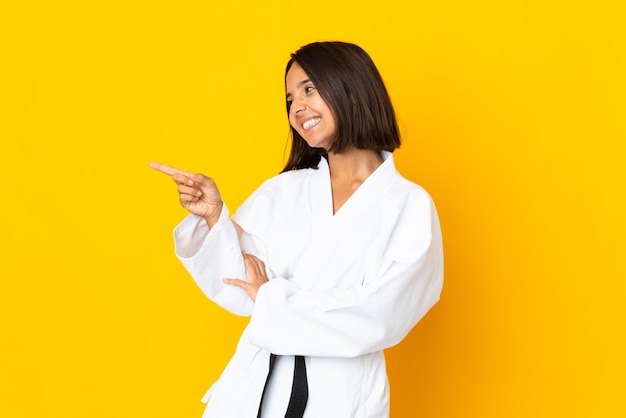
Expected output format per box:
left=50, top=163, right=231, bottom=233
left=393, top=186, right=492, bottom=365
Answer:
left=281, top=41, right=401, bottom=172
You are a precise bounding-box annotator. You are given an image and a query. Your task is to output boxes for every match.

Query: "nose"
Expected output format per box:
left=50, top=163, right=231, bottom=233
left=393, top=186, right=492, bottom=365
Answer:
left=290, top=95, right=306, bottom=114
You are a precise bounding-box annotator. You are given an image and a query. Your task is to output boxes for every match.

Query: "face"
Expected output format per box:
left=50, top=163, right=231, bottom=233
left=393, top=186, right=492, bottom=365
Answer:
left=285, top=62, right=337, bottom=151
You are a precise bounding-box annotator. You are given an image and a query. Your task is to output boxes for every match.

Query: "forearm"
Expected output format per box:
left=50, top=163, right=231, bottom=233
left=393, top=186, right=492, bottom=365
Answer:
left=174, top=205, right=254, bottom=316
left=247, top=246, right=443, bottom=357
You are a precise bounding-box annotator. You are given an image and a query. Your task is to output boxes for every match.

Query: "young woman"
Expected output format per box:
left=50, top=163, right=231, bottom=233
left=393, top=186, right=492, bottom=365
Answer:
left=151, top=41, right=443, bottom=418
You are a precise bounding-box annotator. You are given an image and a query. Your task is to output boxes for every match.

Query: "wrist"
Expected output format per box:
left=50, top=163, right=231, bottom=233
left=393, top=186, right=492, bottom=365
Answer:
left=204, top=201, right=224, bottom=229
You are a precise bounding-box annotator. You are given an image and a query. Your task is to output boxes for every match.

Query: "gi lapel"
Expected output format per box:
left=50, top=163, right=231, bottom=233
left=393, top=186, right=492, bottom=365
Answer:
left=294, top=154, right=398, bottom=290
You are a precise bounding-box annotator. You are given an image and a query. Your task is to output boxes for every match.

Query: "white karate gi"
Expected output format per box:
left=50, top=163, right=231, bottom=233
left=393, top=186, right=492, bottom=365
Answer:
left=174, top=152, right=443, bottom=417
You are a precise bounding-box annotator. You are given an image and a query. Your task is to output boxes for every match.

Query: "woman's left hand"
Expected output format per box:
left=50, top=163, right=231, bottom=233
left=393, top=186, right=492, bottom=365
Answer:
left=223, top=253, right=269, bottom=302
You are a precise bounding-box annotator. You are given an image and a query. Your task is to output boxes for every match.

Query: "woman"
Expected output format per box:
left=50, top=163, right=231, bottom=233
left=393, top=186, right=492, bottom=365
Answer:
left=151, top=41, right=443, bottom=418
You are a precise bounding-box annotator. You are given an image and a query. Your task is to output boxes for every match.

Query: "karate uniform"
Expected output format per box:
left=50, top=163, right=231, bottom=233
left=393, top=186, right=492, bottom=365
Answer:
left=174, top=152, right=443, bottom=417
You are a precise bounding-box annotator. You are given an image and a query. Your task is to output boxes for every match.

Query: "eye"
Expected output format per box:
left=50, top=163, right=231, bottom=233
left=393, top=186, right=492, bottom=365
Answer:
left=305, top=85, right=316, bottom=93
left=286, top=99, right=293, bottom=113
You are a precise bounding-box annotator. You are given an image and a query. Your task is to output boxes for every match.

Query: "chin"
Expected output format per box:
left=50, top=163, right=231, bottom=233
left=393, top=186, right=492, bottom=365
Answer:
left=303, top=138, right=331, bottom=151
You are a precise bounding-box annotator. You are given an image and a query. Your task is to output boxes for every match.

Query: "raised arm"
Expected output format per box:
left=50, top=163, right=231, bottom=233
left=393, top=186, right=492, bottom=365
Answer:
left=152, top=162, right=254, bottom=315
left=150, top=162, right=223, bottom=228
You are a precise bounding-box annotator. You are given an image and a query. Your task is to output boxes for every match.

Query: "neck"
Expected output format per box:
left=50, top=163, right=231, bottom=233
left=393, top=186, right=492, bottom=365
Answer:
left=327, top=147, right=383, bottom=181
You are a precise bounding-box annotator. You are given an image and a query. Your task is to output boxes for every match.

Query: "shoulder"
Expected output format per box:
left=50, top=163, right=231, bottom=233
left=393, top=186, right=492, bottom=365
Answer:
left=379, top=173, right=442, bottom=261
left=378, top=152, right=434, bottom=206
left=232, top=166, right=320, bottom=226
left=383, top=169, right=440, bottom=238
left=387, top=169, right=436, bottom=212
left=265, top=166, right=318, bottom=186
left=253, top=166, right=319, bottom=199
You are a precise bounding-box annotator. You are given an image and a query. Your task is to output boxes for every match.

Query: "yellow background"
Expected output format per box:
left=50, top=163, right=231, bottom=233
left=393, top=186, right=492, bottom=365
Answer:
left=1, top=1, right=624, bottom=417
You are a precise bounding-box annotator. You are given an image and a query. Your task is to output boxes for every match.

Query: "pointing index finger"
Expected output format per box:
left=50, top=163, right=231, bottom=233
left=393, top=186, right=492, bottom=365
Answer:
left=149, top=162, right=193, bottom=177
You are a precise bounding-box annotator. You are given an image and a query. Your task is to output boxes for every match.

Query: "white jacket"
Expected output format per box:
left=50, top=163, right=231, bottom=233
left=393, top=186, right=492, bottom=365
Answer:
left=174, top=152, right=443, bottom=417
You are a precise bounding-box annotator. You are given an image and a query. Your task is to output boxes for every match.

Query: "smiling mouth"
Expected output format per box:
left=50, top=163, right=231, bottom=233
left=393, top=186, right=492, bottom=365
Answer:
left=303, top=117, right=321, bottom=130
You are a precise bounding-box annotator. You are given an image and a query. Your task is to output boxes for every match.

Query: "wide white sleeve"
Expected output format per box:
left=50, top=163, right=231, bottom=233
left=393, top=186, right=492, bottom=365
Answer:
left=174, top=204, right=255, bottom=316
left=247, top=200, right=444, bottom=358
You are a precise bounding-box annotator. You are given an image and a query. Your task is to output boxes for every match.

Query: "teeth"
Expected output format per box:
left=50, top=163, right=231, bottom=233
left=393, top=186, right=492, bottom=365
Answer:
left=303, top=118, right=320, bottom=130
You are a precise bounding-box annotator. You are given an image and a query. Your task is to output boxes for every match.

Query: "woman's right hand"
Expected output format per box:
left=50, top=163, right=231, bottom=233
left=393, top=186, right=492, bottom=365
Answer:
left=150, top=162, right=224, bottom=228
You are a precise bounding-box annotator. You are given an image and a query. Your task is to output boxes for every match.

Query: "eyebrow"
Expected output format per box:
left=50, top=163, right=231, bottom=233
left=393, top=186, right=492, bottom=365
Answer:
left=286, top=78, right=312, bottom=99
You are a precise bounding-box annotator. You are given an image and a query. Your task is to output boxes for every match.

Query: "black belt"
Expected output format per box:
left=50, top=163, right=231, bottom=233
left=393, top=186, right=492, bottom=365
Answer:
left=257, top=354, right=308, bottom=418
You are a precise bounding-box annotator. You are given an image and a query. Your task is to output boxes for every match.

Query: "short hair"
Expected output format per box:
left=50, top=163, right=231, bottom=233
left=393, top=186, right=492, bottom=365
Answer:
left=282, top=41, right=401, bottom=172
